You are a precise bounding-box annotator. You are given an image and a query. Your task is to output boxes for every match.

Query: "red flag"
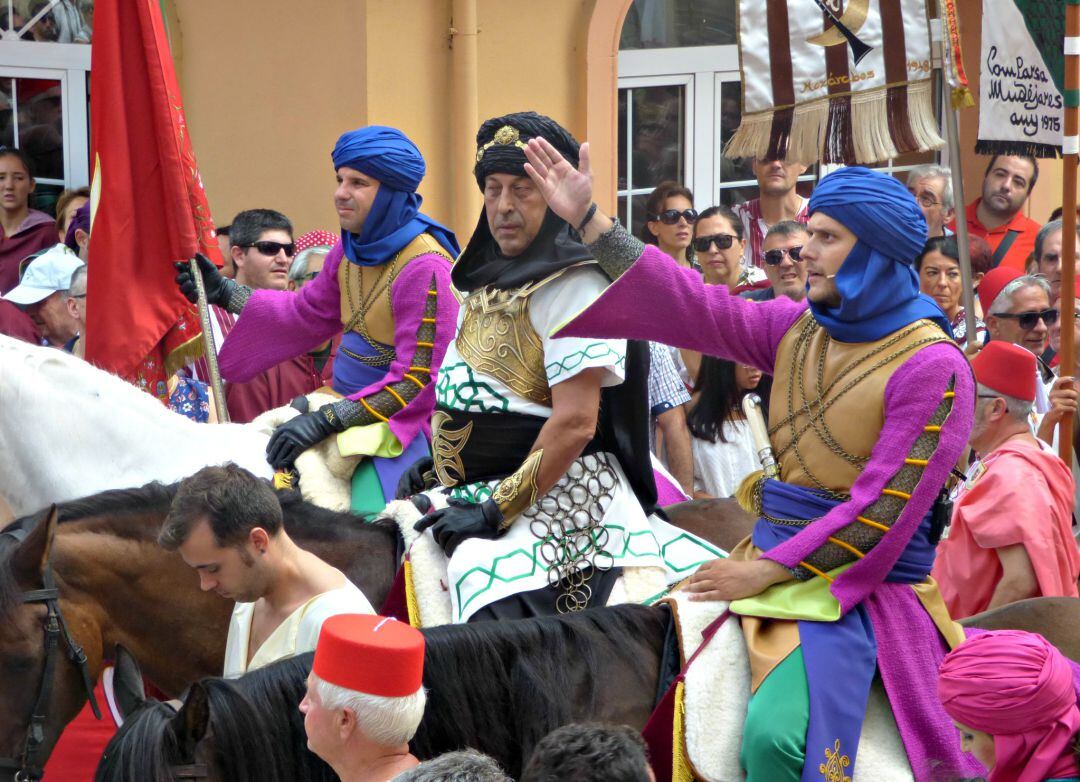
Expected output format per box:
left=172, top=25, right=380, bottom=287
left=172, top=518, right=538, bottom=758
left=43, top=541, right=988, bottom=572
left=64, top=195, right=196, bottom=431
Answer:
left=85, top=0, right=222, bottom=400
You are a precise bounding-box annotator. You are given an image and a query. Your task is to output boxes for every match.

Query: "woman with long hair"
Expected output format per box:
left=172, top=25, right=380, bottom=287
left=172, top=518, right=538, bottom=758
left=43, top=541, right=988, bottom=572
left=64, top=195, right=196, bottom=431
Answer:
left=641, top=180, right=697, bottom=270
left=687, top=356, right=769, bottom=498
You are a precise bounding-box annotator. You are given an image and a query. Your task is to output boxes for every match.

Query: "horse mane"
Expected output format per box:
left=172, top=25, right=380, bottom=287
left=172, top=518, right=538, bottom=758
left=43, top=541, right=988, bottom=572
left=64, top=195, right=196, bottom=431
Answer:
left=413, top=603, right=667, bottom=778
left=94, top=699, right=182, bottom=782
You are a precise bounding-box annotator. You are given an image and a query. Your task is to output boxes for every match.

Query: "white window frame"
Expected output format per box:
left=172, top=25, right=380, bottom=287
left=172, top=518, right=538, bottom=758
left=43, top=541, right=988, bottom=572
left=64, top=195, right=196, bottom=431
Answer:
left=0, top=43, right=91, bottom=188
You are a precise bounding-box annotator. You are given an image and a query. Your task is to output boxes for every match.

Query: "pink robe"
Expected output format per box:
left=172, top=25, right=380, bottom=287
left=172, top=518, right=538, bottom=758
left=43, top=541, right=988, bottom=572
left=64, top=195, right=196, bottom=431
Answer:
left=933, top=438, right=1080, bottom=618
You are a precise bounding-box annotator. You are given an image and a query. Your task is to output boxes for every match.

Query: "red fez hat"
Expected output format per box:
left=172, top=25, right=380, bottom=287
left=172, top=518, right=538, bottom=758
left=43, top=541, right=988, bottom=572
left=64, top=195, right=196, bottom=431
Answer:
left=970, top=341, right=1036, bottom=402
left=978, top=266, right=1023, bottom=314
left=313, top=614, right=424, bottom=697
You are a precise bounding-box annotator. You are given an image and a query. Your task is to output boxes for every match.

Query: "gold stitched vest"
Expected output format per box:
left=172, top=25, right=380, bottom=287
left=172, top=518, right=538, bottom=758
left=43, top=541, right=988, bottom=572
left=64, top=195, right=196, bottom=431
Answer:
left=768, top=311, right=953, bottom=496
left=454, top=266, right=578, bottom=407
left=337, top=232, right=451, bottom=346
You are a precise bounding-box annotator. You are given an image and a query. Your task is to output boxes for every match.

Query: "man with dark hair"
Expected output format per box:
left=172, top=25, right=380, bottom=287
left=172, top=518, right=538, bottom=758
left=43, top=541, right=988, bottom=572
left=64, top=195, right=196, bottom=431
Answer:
left=177, top=126, right=459, bottom=513
left=399, top=112, right=698, bottom=623
left=228, top=208, right=295, bottom=292
left=161, top=463, right=372, bottom=677
left=215, top=224, right=233, bottom=278
left=530, top=149, right=982, bottom=779
left=949, top=154, right=1041, bottom=272
left=743, top=220, right=809, bottom=303
left=519, top=724, right=654, bottom=782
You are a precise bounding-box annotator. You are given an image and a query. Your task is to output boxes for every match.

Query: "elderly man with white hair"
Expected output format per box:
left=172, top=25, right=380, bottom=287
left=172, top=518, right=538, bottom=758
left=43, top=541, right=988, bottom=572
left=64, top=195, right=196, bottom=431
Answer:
left=905, top=164, right=955, bottom=239
left=300, top=614, right=427, bottom=782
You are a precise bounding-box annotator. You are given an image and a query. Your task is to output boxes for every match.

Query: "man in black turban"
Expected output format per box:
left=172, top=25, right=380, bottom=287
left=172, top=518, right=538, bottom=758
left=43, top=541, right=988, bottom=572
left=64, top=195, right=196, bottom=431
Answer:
left=399, top=112, right=701, bottom=622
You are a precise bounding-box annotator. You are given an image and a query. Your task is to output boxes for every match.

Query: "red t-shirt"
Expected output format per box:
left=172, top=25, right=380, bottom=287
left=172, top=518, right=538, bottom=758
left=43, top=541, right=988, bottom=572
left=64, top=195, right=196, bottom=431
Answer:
left=0, top=211, right=59, bottom=294
left=947, top=199, right=1041, bottom=272
left=0, top=299, right=40, bottom=343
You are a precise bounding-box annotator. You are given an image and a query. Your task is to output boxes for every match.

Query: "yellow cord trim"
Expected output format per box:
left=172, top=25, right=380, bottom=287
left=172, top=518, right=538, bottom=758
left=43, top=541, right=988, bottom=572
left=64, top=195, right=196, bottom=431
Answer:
left=421, top=317, right=436, bottom=324
left=427, top=289, right=438, bottom=295
left=403, top=373, right=426, bottom=389
left=672, top=680, right=694, bottom=782
left=882, top=488, right=912, bottom=501
left=924, top=425, right=942, bottom=433
left=904, top=458, right=929, bottom=467
left=799, top=560, right=835, bottom=582
left=360, top=398, right=390, bottom=422
left=943, top=391, right=955, bottom=399
left=403, top=558, right=422, bottom=628
left=827, top=536, right=865, bottom=558
left=416, top=341, right=435, bottom=349
left=856, top=516, right=890, bottom=533
left=408, top=365, right=431, bottom=374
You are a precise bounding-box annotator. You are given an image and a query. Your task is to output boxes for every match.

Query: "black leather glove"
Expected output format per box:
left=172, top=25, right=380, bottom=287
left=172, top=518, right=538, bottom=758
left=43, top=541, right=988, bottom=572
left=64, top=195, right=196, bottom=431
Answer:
left=413, top=498, right=505, bottom=558
left=395, top=456, right=436, bottom=499
left=174, top=253, right=233, bottom=308
left=266, top=403, right=346, bottom=470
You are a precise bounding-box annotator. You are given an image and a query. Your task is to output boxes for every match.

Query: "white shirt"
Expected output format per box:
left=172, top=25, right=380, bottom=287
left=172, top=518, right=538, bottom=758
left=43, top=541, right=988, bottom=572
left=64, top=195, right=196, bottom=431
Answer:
left=691, top=419, right=760, bottom=498
left=222, top=576, right=372, bottom=678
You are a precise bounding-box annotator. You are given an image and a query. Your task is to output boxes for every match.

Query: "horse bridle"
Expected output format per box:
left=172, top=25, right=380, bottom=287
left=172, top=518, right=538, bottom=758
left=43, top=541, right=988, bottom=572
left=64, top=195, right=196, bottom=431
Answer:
left=0, top=528, right=101, bottom=782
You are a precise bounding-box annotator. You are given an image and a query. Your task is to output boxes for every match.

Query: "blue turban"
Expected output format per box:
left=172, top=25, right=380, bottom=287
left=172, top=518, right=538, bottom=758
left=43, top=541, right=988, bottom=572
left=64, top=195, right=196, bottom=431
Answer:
left=331, top=126, right=458, bottom=265
left=807, top=166, right=950, bottom=342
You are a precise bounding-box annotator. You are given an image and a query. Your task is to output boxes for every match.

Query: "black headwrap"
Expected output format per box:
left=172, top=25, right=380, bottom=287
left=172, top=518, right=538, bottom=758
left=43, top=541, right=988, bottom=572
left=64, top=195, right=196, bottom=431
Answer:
left=452, top=112, right=592, bottom=293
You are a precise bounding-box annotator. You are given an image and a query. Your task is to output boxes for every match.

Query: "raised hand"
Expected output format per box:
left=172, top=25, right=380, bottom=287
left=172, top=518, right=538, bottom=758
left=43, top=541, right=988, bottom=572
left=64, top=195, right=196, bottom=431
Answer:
left=523, top=138, right=594, bottom=229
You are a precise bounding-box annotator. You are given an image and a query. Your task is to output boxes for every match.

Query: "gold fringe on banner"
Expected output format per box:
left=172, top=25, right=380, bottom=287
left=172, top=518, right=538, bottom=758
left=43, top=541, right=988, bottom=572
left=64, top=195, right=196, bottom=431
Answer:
left=724, top=79, right=943, bottom=166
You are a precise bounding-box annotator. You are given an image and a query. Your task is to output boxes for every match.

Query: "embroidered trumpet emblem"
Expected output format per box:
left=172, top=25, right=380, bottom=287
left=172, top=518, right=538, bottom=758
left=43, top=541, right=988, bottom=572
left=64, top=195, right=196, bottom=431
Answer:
left=819, top=739, right=851, bottom=782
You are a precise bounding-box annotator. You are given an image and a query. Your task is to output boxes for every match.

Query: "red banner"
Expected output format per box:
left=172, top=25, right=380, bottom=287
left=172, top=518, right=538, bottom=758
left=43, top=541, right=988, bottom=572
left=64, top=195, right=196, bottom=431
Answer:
left=85, top=0, right=222, bottom=399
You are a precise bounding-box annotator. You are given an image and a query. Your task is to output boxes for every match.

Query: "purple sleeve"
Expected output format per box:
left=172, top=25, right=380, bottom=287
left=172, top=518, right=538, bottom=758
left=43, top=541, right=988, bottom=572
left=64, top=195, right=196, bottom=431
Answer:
left=760, top=342, right=975, bottom=613
left=218, top=243, right=346, bottom=382
left=553, top=245, right=806, bottom=373
left=345, top=253, right=457, bottom=448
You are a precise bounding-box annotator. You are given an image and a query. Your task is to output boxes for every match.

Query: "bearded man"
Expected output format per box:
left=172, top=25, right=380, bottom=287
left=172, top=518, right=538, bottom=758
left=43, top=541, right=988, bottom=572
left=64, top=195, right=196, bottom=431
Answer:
left=399, top=112, right=709, bottom=623
left=523, top=141, right=982, bottom=781
left=177, top=126, right=459, bottom=512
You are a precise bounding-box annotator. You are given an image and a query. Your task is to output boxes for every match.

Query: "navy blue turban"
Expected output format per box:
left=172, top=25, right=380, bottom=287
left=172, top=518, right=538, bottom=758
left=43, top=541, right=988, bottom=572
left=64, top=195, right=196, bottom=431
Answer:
left=807, top=166, right=950, bottom=342
left=331, top=126, right=458, bottom=265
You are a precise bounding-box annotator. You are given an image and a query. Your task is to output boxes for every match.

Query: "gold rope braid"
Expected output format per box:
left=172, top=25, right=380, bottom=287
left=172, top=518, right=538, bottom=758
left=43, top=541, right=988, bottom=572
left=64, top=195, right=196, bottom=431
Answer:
left=342, top=255, right=401, bottom=367
left=793, top=377, right=957, bottom=580
left=774, top=318, right=951, bottom=498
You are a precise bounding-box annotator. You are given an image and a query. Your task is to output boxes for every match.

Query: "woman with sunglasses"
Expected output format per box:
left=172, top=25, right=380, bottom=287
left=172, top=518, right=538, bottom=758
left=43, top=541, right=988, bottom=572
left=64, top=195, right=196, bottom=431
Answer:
left=692, top=206, right=746, bottom=291
left=641, top=181, right=698, bottom=271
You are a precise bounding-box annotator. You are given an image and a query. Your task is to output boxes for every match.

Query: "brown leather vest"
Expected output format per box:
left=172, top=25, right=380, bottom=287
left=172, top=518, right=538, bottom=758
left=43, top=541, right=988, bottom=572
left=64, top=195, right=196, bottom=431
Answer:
left=768, top=311, right=953, bottom=496
left=337, top=232, right=451, bottom=346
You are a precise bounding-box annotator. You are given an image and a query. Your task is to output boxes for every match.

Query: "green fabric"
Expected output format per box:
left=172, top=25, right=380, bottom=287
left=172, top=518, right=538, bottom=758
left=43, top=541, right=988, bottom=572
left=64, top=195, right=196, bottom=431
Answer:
left=337, top=422, right=403, bottom=458
left=1012, top=0, right=1066, bottom=93
left=350, top=460, right=387, bottom=516
left=741, top=647, right=809, bottom=782
left=729, top=562, right=854, bottom=622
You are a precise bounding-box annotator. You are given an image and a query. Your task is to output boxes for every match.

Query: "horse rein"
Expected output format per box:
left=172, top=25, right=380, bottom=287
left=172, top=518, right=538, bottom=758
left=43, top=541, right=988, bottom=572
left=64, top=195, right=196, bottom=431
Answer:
left=0, top=527, right=101, bottom=782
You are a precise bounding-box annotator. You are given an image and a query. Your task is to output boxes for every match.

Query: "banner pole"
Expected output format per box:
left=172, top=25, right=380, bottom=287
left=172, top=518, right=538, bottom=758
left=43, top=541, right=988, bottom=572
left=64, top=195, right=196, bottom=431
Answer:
left=1058, top=0, right=1079, bottom=464
left=189, top=258, right=230, bottom=424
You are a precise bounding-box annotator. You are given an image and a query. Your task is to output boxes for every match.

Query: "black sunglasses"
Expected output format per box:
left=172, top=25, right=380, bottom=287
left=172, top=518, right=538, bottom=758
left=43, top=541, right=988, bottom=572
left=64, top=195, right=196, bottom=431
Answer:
left=649, top=209, right=698, bottom=225
left=241, top=240, right=296, bottom=257
left=995, top=308, right=1058, bottom=329
left=692, top=233, right=736, bottom=252
left=763, top=245, right=804, bottom=266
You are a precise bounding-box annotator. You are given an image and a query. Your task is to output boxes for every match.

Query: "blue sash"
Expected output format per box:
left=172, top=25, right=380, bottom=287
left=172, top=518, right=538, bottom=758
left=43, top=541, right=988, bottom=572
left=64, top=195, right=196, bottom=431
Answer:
left=751, top=479, right=935, bottom=782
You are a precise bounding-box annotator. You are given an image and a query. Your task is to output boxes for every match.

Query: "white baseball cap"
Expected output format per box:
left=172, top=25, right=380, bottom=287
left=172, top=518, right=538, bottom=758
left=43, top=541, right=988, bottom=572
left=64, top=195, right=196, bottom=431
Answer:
left=3, top=245, right=85, bottom=306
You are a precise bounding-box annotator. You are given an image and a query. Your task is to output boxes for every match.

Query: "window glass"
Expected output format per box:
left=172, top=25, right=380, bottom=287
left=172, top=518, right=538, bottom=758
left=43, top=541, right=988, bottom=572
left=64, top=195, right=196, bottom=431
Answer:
left=619, top=0, right=736, bottom=50
left=3, top=0, right=92, bottom=43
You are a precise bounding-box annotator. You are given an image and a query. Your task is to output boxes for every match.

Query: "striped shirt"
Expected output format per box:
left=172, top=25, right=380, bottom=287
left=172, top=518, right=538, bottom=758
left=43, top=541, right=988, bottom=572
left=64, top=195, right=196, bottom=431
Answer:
left=732, top=196, right=810, bottom=269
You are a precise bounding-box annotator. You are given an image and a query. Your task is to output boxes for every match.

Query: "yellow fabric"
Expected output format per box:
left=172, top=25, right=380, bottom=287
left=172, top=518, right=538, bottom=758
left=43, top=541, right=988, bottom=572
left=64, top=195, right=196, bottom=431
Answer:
left=910, top=577, right=966, bottom=649
left=730, top=562, right=854, bottom=622
left=336, top=422, right=403, bottom=458
left=672, top=680, right=695, bottom=782
left=404, top=558, right=421, bottom=628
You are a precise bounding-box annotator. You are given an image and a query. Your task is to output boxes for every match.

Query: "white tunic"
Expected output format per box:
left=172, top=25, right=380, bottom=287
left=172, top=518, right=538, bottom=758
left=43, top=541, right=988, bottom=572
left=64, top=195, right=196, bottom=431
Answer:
left=222, top=576, right=373, bottom=678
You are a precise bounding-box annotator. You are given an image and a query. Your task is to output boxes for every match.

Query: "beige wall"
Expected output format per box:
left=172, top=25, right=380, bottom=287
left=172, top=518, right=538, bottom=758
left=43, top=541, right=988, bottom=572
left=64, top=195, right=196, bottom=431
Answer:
left=164, top=0, right=595, bottom=243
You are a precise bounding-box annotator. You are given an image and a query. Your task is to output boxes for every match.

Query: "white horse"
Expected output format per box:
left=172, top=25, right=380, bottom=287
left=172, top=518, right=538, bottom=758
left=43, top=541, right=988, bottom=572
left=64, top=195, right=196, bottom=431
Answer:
left=0, top=334, right=355, bottom=517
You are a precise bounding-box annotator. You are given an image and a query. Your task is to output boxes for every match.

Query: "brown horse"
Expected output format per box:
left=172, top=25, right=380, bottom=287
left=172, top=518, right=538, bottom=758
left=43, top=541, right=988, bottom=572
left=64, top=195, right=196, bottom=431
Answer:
left=0, top=483, right=751, bottom=779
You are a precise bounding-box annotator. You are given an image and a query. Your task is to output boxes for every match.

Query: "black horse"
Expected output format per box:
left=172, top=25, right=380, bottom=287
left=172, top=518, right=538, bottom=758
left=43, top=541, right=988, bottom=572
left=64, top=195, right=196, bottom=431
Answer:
left=98, top=603, right=675, bottom=781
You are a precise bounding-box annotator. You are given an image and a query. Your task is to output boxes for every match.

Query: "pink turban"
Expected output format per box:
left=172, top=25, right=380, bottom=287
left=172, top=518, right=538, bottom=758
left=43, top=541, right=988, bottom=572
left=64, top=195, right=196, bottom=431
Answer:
left=938, top=630, right=1080, bottom=782
left=294, top=230, right=338, bottom=255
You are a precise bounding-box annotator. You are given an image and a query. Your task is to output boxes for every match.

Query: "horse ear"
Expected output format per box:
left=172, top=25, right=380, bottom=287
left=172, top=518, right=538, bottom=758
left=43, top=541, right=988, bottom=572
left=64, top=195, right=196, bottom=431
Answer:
left=111, top=645, right=147, bottom=719
left=11, top=506, right=58, bottom=584
left=171, top=681, right=211, bottom=756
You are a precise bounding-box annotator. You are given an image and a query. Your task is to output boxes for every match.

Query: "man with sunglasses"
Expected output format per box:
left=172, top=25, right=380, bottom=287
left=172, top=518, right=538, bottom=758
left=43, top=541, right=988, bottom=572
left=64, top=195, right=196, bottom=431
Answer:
left=978, top=267, right=1071, bottom=444
left=526, top=148, right=982, bottom=781
left=177, top=126, right=460, bottom=513
left=743, top=220, right=809, bottom=303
